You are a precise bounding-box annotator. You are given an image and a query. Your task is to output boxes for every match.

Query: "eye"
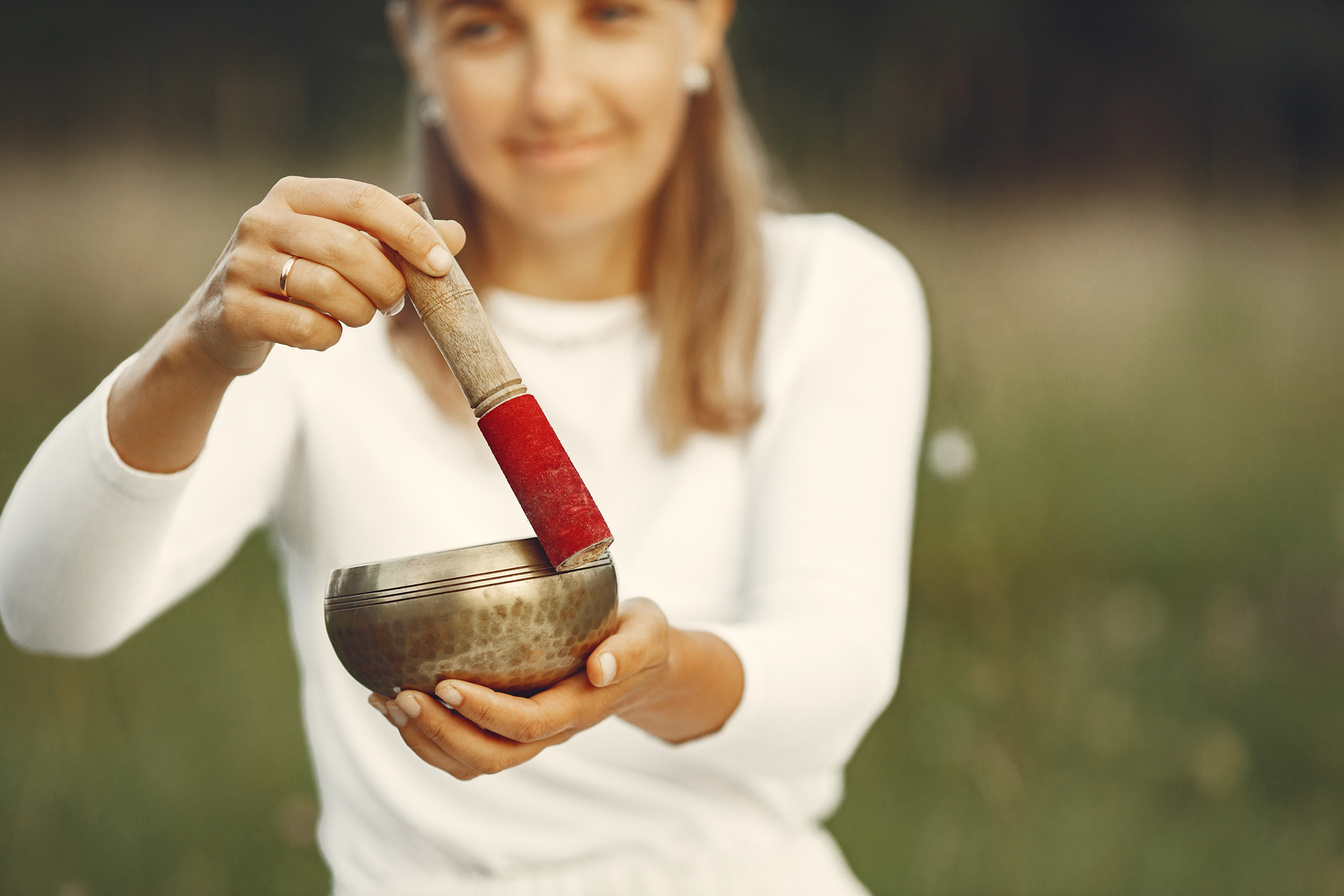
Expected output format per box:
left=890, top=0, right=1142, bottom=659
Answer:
left=585, top=1, right=641, bottom=26
left=431, top=4, right=515, bottom=48
left=456, top=18, right=503, bottom=41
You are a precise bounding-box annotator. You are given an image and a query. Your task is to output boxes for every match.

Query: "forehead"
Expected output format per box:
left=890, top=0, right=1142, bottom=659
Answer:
left=423, top=0, right=501, bottom=10
left=417, top=0, right=681, bottom=16
left=419, top=0, right=574, bottom=14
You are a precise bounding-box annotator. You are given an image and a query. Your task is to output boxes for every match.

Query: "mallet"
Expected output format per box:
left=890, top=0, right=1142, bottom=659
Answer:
left=390, top=194, right=613, bottom=571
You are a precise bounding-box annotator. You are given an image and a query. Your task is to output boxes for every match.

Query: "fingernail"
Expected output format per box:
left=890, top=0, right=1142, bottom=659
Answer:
left=381, top=295, right=406, bottom=317
left=427, top=245, right=453, bottom=275
left=387, top=703, right=410, bottom=728
left=395, top=692, right=421, bottom=720
left=437, top=683, right=463, bottom=707
left=368, top=694, right=390, bottom=718
left=598, top=652, right=617, bottom=687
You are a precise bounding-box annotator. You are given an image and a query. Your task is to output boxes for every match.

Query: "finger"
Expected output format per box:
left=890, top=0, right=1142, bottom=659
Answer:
left=268, top=215, right=408, bottom=315
left=359, top=221, right=462, bottom=315
left=433, top=679, right=580, bottom=745
left=227, top=239, right=373, bottom=327
left=370, top=694, right=483, bottom=779
left=398, top=722, right=483, bottom=780
left=274, top=177, right=454, bottom=277
left=357, top=233, right=408, bottom=316
left=266, top=254, right=378, bottom=327
left=237, top=197, right=405, bottom=315
left=397, top=689, right=548, bottom=775
left=587, top=597, right=669, bottom=688
left=435, top=219, right=466, bottom=256
left=217, top=286, right=344, bottom=353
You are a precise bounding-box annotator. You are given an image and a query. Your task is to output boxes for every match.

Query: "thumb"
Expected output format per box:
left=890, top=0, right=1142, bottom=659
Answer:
left=586, top=597, right=668, bottom=688
left=435, top=219, right=467, bottom=256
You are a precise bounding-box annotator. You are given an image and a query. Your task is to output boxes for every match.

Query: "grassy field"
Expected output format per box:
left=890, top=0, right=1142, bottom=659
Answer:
left=3, top=147, right=1344, bottom=895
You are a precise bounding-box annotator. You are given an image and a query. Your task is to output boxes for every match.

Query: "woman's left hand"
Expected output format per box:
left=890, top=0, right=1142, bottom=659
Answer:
left=368, top=597, right=686, bottom=780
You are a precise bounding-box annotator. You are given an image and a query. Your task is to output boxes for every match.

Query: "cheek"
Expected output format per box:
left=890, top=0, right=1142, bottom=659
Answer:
left=602, top=52, right=689, bottom=176
left=434, top=60, right=520, bottom=177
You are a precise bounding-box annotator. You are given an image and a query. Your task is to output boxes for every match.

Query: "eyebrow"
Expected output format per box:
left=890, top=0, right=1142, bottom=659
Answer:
left=428, top=0, right=506, bottom=13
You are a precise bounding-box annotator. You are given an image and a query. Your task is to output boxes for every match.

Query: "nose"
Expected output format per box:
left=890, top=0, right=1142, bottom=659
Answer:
left=524, top=21, right=584, bottom=126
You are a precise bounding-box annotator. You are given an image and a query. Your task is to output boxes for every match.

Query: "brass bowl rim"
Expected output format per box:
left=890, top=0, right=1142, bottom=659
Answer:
left=326, top=555, right=613, bottom=610
left=325, top=536, right=612, bottom=603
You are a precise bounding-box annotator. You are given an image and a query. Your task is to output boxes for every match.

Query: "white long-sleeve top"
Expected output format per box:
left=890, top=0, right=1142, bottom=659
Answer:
left=0, top=213, right=928, bottom=894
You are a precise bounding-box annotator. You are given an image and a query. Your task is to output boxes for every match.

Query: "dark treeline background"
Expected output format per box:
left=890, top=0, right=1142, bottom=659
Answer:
left=5, top=0, right=1344, bottom=186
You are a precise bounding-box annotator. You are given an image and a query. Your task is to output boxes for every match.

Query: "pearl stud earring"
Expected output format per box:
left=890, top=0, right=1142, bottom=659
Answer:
left=418, top=96, right=445, bottom=127
left=681, top=62, right=711, bottom=95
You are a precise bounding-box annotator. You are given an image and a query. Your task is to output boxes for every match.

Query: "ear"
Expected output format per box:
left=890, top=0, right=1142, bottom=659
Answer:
left=691, top=0, right=736, bottom=67
left=387, top=0, right=435, bottom=97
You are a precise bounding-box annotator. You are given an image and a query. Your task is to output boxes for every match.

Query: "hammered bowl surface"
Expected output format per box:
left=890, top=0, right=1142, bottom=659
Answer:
left=325, top=539, right=618, bottom=698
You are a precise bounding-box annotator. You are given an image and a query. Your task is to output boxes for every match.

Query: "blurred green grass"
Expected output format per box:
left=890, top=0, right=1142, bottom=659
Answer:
left=3, top=151, right=1344, bottom=895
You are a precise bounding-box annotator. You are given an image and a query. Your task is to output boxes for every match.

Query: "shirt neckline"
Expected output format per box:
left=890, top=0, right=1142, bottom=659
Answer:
left=484, top=288, right=647, bottom=350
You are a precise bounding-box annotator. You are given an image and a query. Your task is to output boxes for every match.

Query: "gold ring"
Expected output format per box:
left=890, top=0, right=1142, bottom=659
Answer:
left=279, top=255, right=299, bottom=299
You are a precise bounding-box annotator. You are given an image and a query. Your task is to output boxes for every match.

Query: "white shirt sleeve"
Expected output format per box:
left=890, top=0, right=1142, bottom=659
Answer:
left=677, top=218, right=930, bottom=777
left=0, top=354, right=300, bottom=656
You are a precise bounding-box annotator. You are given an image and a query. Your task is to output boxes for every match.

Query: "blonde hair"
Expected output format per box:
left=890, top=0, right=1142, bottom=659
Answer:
left=401, top=36, right=773, bottom=451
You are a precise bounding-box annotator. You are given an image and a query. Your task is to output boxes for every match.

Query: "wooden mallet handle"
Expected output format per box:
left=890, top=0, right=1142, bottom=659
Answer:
left=394, top=196, right=526, bottom=417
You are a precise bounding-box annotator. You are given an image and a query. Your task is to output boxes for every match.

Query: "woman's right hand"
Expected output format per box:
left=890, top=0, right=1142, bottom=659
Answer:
left=107, top=177, right=465, bottom=474
left=185, top=176, right=465, bottom=376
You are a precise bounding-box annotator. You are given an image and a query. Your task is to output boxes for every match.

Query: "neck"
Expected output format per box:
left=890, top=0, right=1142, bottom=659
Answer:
left=476, top=207, right=647, bottom=302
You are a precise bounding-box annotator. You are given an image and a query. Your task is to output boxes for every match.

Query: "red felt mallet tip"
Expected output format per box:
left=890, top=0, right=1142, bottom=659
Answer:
left=476, top=394, right=613, bottom=571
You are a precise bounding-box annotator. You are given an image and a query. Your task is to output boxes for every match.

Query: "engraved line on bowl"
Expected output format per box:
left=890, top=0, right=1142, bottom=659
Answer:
left=324, top=564, right=610, bottom=609
left=329, top=560, right=551, bottom=595
left=325, top=555, right=613, bottom=605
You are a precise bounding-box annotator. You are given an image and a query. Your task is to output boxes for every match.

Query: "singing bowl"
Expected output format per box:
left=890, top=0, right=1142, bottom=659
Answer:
left=325, top=538, right=618, bottom=698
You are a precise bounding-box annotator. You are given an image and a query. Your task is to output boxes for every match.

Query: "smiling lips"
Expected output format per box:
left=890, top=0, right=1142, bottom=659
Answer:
left=509, top=132, right=617, bottom=172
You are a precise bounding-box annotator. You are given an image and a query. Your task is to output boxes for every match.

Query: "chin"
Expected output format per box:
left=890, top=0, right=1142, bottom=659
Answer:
left=506, top=183, right=646, bottom=237
left=529, top=207, right=634, bottom=241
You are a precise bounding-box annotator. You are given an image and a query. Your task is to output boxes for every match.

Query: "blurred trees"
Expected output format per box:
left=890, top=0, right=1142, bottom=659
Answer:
left=731, top=0, right=1344, bottom=187
left=4, top=0, right=1343, bottom=185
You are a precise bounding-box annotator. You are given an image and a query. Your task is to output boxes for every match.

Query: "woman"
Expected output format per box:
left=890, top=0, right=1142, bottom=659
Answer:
left=0, top=0, right=928, bottom=892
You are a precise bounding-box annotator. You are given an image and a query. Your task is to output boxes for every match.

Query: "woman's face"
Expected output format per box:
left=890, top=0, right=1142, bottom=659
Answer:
left=408, top=0, right=727, bottom=239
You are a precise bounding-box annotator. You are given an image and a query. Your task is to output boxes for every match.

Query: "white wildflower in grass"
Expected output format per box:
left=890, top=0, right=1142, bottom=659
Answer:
left=927, top=426, right=977, bottom=481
